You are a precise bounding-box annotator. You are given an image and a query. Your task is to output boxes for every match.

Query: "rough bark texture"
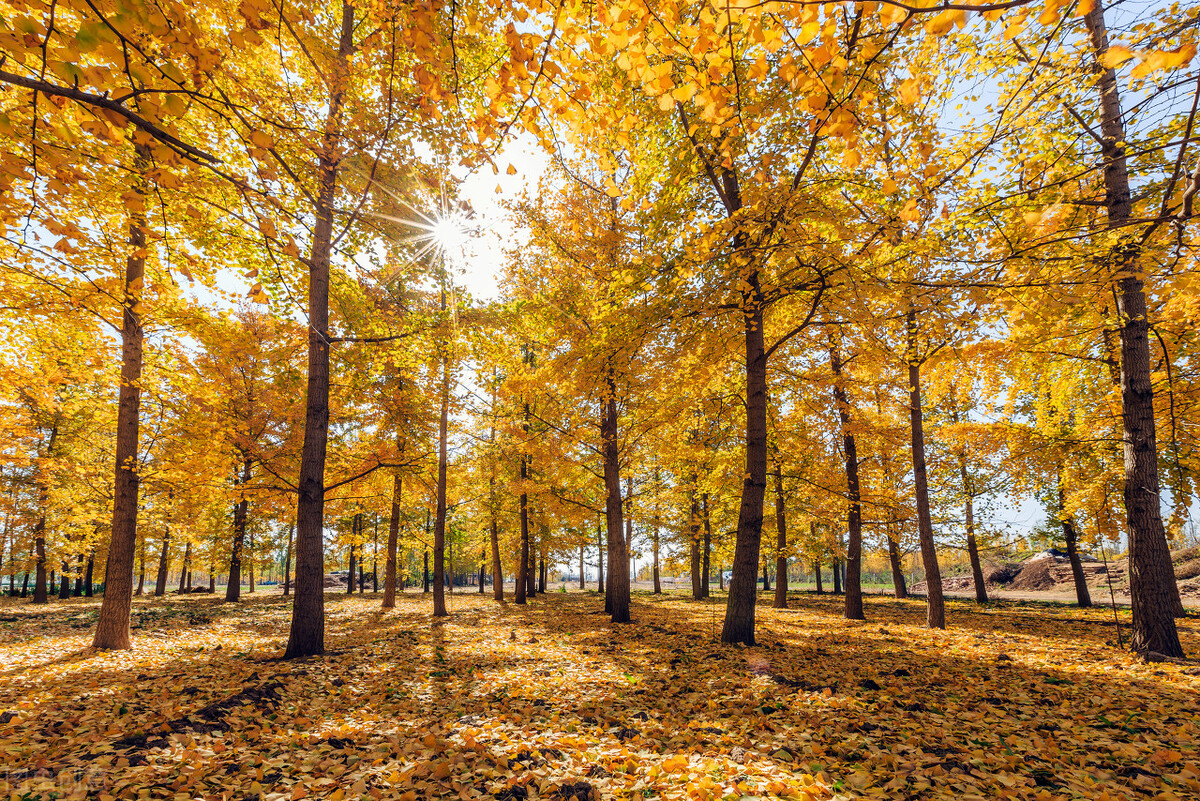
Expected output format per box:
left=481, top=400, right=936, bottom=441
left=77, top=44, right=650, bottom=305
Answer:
left=907, top=307, right=945, bottom=629
left=772, top=465, right=788, bottom=609
left=887, top=530, right=907, bottom=598
left=283, top=524, right=293, bottom=597
left=178, top=541, right=191, bottom=594
left=1085, top=2, right=1182, bottom=656
left=93, top=144, right=149, bottom=650
left=602, top=387, right=630, bottom=623
left=433, top=335, right=449, bottom=617
left=154, top=530, right=170, bottom=597
left=84, top=551, right=94, bottom=597
left=1058, top=480, right=1093, bottom=608
left=961, top=458, right=988, bottom=604
left=701, top=493, right=712, bottom=598
left=830, top=343, right=864, bottom=619
left=33, top=521, right=48, bottom=604
left=722, top=237, right=767, bottom=645
left=226, top=457, right=252, bottom=602
left=283, top=2, right=355, bottom=660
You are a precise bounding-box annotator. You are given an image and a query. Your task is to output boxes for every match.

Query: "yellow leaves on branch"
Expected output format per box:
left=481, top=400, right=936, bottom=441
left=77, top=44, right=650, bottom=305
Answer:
left=1102, top=43, right=1194, bottom=75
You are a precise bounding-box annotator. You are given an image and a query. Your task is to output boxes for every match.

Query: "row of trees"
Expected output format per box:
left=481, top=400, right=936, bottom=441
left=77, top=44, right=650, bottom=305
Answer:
left=0, top=0, right=1196, bottom=658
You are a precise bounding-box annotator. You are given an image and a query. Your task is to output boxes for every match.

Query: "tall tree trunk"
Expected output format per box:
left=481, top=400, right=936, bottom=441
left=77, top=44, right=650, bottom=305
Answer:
left=33, top=519, right=48, bottom=604
left=814, top=559, right=823, bottom=594
left=423, top=547, right=429, bottom=594
left=226, top=457, right=252, bottom=602
left=958, top=453, right=989, bottom=604
left=1058, top=481, right=1093, bottom=607
left=887, top=527, right=907, bottom=598
left=74, top=553, right=84, bottom=596
left=907, top=306, right=945, bottom=629
left=579, top=544, right=586, bottom=590
left=701, top=493, right=712, bottom=598
left=384, top=474, right=400, bottom=608
left=762, top=562, right=771, bottom=593
left=178, top=541, right=191, bottom=594
left=347, top=541, right=356, bottom=595
left=624, top=476, right=633, bottom=591
left=832, top=553, right=842, bottom=595
left=1085, top=2, right=1182, bottom=655
left=154, top=529, right=170, bottom=597
left=602, top=383, right=630, bottom=623
left=93, top=145, right=149, bottom=648
left=136, top=537, right=145, bottom=596
left=433, top=296, right=450, bottom=617
left=248, top=532, right=255, bottom=593
left=491, top=505, right=503, bottom=602
left=596, top=517, right=604, bottom=594
left=59, top=559, right=71, bottom=599
left=283, top=524, right=294, bottom=597
left=689, top=480, right=701, bottom=600
left=526, top=525, right=537, bottom=598
left=84, top=550, right=94, bottom=597
left=516, top=432, right=530, bottom=606
left=772, top=465, right=788, bottom=609
left=830, top=341, right=864, bottom=619
left=722, top=236, right=767, bottom=645
left=479, top=546, right=486, bottom=593
left=284, top=2, right=355, bottom=660
left=652, top=523, right=661, bottom=595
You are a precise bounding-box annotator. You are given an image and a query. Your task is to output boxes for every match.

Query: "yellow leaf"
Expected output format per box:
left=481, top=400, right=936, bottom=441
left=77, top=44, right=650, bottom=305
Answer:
left=1101, top=45, right=1134, bottom=69
left=897, top=79, right=920, bottom=106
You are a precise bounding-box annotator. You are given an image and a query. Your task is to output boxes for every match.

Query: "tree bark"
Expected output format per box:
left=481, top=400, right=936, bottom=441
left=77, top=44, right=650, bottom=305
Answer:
left=33, top=520, right=48, bottom=604
left=283, top=524, right=294, bottom=597
left=93, top=146, right=148, bottom=649
left=490, top=508, right=503, bottom=602
left=154, top=529, right=170, bottom=597
left=689, top=480, right=701, bottom=600
left=1085, top=1, right=1182, bottom=656
left=516, top=423, right=530, bottom=606
left=423, top=546, right=429, bottom=593
left=59, top=559, right=71, bottom=599
left=382, top=476, right=400, bottom=607
left=722, top=232, right=767, bottom=645
left=433, top=293, right=450, bottom=617
left=887, top=528, right=907, bottom=598
left=74, top=553, right=84, bottom=596
left=907, top=306, right=945, bottom=629
left=226, top=457, right=252, bottom=602
left=832, top=554, right=842, bottom=595
left=284, top=2, right=355, bottom=659
left=772, top=465, right=788, bottom=609
left=178, top=541, right=191, bottom=594
left=1058, top=481, right=1093, bottom=608
left=596, top=517, right=604, bottom=593
left=830, top=342, right=864, bottom=619
left=602, top=385, right=630, bottom=623
left=136, top=537, right=145, bottom=597
left=701, top=492, right=712, bottom=598
left=84, top=550, right=94, bottom=597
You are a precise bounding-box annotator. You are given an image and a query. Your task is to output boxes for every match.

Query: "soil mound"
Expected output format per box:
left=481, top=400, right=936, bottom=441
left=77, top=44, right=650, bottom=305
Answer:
left=1007, top=558, right=1057, bottom=591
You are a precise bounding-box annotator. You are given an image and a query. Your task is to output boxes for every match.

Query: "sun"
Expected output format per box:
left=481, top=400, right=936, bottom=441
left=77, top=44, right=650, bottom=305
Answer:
left=430, top=214, right=467, bottom=257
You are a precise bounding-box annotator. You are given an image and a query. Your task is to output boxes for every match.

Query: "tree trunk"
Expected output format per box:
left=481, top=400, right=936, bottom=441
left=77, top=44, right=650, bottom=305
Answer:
left=887, top=528, right=907, bottom=598
left=652, top=523, right=661, bottom=595
left=84, top=551, right=94, bottom=597
left=383, top=475, right=400, bottom=607
left=248, top=532, right=255, bottom=593
left=516, top=432, right=530, bottom=606
left=284, top=2, right=355, bottom=660
left=602, top=384, right=629, bottom=623
left=154, top=529, right=169, bottom=597
left=283, top=524, right=294, bottom=597
left=907, top=306, right=945, bottom=629
left=772, top=465, right=788, bottom=609
left=830, top=341, right=864, bottom=619
left=762, top=561, right=770, bottom=593
left=93, top=143, right=150, bottom=649
left=702, top=493, right=712, bottom=598
left=433, top=298, right=450, bottom=617
left=479, top=546, right=486, bottom=594
left=596, top=518, right=604, bottom=593
left=347, top=541, right=356, bottom=595
left=33, top=520, right=48, bottom=604
left=226, top=457, right=252, bottom=602
left=689, top=482, right=701, bottom=600
left=832, top=554, right=842, bottom=595
left=814, top=557, right=823, bottom=594
left=1058, top=481, right=1093, bottom=608
left=423, top=547, right=429, bottom=593
left=722, top=246, right=767, bottom=645
left=178, top=541, right=191, bottom=594
left=59, top=559, right=71, bottom=599
left=74, top=553, right=84, bottom=596
left=1085, top=1, right=1182, bottom=655
left=526, top=526, right=537, bottom=598
left=491, top=510, right=503, bottom=602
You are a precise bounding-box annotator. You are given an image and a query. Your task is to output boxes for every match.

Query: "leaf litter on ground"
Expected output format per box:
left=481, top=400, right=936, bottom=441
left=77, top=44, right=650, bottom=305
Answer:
left=0, top=590, right=1197, bottom=800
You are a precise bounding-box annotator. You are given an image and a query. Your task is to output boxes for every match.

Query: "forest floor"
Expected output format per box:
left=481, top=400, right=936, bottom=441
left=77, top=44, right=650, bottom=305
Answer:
left=0, top=591, right=1197, bottom=801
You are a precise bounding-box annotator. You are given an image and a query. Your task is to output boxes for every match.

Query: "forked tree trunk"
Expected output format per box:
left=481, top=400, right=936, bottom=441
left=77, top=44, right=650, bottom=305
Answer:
left=92, top=147, right=149, bottom=649
left=1085, top=1, right=1182, bottom=656
left=227, top=457, right=252, bottom=602
left=907, top=306, right=945, bottom=629
left=772, top=465, right=788, bottom=609
left=284, top=2, right=355, bottom=660
left=830, top=342, right=864, bottom=620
